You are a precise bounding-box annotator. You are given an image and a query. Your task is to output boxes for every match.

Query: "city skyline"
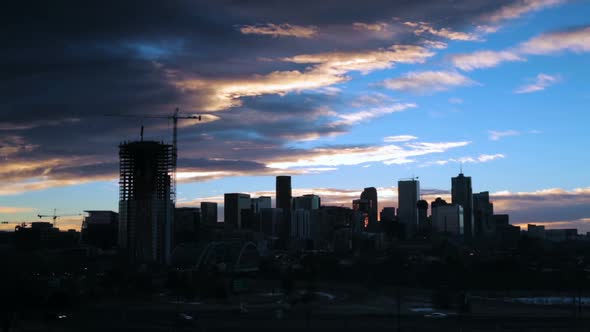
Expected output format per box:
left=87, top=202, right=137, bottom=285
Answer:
left=1, top=1, right=589, bottom=232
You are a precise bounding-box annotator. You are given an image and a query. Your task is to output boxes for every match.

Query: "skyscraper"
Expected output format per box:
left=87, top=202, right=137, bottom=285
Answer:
left=293, top=194, right=320, bottom=211
left=200, top=202, right=218, bottom=225
left=276, top=176, right=292, bottom=243
left=473, top=191, right=494, bottom=238
left=398, top=179, right=420, bottom=239
left=360, top=187, right=378, bottom=231
left=452, top=172, right=474, bottom=240
left=224, top=193, right=251, bottom=229
left=118, top=140, right=174, bottom=265
left=276, top=176, right=292, bottom=212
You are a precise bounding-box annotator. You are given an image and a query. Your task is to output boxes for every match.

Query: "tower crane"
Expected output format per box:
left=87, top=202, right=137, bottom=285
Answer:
left=108, top=108, right=202, bottom=203
left=37, top=208, right=81, bottom=227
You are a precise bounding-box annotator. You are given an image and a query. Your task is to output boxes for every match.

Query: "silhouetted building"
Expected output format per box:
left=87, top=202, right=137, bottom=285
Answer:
left=200, top=202, right=218, bottom=225
left=494, top=214, right=520, bottom=248
left=546, top=228, right=577, bottom=242
left=293, top=194, right=320, bottom=210
left=360, top=187, right=378, bottom=231
left=224, top=193, right=251, bottom=229
left=527, top=224, right=545, bottom=239
left=81, top=210, right=118, bottom=250
left=276, top=176, right=292, bottom=212
left=380, top=207, right=395, bottom=223
left=352, top=198, right=369, bottom=231
left=14, top=222, right=79, bottom=250
left=432, top=203, right=464, bottom=235
left=276, top=176, right=292, bottom=244
left=291, top=209, right=311, bottom=240
left=398, top=179, right=420, bottom=238
left=251, top=196, right=271, bottom=213
left=417, top=200, right=428, bottom=232
left=118, top=140, right=174, bottom=265
left=473, top=191, right=494, bottom=238
left=260, top=208, right=284, bottom=237
left=174, top=207, right=200, bottom=246
left=452, top=172, right=474, bottom=240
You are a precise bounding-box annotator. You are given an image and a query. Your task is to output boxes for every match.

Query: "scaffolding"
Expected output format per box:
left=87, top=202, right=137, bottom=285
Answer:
left=119, top=141, right=173, bottom=202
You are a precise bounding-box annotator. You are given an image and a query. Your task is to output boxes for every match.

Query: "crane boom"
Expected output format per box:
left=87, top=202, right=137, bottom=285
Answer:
left=105, top=108, right=202, bottom=204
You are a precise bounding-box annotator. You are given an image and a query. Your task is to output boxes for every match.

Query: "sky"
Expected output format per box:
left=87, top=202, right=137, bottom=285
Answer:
left=0, top=0, right=589, bottom=232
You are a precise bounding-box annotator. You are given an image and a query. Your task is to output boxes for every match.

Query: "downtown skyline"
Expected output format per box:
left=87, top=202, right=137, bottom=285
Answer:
left=0, top=1, right=589, bottom=232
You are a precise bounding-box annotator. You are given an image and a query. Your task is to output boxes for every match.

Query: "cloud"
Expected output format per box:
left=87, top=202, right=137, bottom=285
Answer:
left=451, top=50, right=525, bottom=71
left=448, top=97, right=463, bottom=104
left=352, top=22, right=390, bottom=32
left=403, top=21, right=479, bottom=41
left=519, top=26, right=590, bottom=54
left=173, top=45, right=434, bottom=111
left=382, top=71, right=476, bottom=93
left=488, top=130, right=521, bottom=140
left=267, top=140, right=470, bottom=169
left=491, top=187, right=590, bottom=230
left=514, top=73, right=560, bottom=93
left=422, top=153, right=505, bottom=166
left=332, top=103, right=416, bottom=126
left=0, top=206, right=35, bottom=214
left=451, top=26, right=590, bottom=72
left=483, top=0, right=567, bottom=23
left=383, top=135, right=418, bottom=142
left=239, top=23, right=319, bottom=38
left=282, top=44, right=435, bottom=74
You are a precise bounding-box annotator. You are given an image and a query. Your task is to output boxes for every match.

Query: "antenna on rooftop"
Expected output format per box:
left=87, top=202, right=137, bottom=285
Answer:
left=140, top=125, right=144, bottom=141
left=460, top=161, right=463, bottom=174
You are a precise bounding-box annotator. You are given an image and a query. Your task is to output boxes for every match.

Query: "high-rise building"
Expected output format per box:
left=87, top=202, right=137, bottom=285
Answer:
left=360, top=187, right=378, bottom=231
left=224, top=193, right=251, bottom=229
left=473, top=191, right=494, bottom=238
left=293, top=194, right=321, bottom=211
left=417, top=200, right=429, bottom=232
left=452, top=172, right=474, bottom=240
left=173, top=207, right=200, bottom=246
left=398, top=179, right=420, bottom=239
left=118, top=141, right=174, bottom=265
left=251, top=196, right=272, bottom=213
left=81, top=210, right=118, bottom=250
left=276, top=176, right=292, bottom=211
left=276, top=176, right=292, bottom=242
left=432, top=204, right=464, bottom=235
left=200, top=202, right=218, bottom=225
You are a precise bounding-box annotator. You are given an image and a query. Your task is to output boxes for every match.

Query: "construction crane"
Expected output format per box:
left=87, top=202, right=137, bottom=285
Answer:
left=37, top=208, right=81, bottom=227
left=107, top=108, right=202, bottom=203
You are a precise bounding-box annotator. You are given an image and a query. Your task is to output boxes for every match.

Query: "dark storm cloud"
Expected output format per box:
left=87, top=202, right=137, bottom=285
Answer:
left=0, top=0, right=545, bottom=193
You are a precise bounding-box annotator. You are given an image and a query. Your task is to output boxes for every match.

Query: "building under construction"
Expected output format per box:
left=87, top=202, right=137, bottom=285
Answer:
left=118, top=140, right=174, bottom=265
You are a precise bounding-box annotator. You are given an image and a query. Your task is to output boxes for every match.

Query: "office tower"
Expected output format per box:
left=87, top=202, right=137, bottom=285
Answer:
left=81, top=210, right=118, bottom=250
left=431, top=203, right=464, bottom=235
left=398, top=179, right=420, bottom=239
left=276, top=176, right=292, bottom=211
left=291, top=209, right=311, bottom=240
left=224, top=193, right=251, bottom=229
left=473, top=191, right=494, bottom=238
left=452, top=172, right=474, bottom=240
left=118, top=140, right=174, bottom=265
left=352, top=198, right=369, bottom=230
left=527, top=224, right=546, bottom=239
left=417, top=200, right=428, bottom=232
left=380, top=207, right=396, bottom=223
left=251, top=196, right=272, bottom=213
left=260, top=208, right=284, bottom=237
left=276, top=176, right=292, bottom=243
left=360, top=187, right=378, bottom=231
left=200, top=202, right=218, bottom=225
left=173, top=207, right=200, bottom=246
left=293, top=194, right=321, bottom=211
